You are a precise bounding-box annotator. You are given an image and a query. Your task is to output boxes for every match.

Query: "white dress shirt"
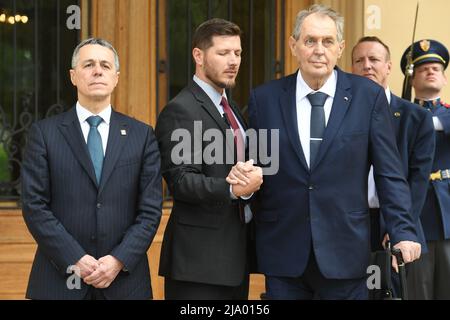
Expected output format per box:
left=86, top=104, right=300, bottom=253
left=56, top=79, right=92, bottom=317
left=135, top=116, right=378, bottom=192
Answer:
left=76, top=102, right=112, bottom=155
left=295, top=70, right=337, bottom=168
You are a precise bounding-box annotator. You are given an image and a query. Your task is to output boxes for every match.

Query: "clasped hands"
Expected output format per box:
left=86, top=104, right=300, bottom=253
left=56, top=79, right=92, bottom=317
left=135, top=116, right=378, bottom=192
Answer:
left=75, top=254, right=124, bottom=289
left=226, top=159, right=263, bottom=197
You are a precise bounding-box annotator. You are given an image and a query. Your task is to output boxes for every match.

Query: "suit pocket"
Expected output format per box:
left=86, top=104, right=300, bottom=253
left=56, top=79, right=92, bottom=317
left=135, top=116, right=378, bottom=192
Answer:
left=346, top=209, right=370, bottom=231
left=177, top=211, right=220, bottom=229
left=347, top=209, right=368, bottom=217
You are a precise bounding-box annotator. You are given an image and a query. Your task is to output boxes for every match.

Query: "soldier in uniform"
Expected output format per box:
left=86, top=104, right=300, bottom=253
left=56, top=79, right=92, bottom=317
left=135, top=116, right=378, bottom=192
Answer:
left=401, top=39, right=450, bottom=299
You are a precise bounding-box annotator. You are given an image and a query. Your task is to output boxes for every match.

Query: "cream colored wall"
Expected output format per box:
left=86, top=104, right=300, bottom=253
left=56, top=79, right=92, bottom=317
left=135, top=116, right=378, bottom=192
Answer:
left=285, top=1, right=450, bottom=102
left=363, top=0, right=450, bottom=101
left=285, top=0, right=312, bottom=74
left=314, top=0, right=364, bottom=73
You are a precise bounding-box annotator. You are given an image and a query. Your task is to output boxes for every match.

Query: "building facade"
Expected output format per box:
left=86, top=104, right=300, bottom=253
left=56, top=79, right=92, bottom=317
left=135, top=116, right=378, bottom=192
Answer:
left=1, top=0, right=449, bottom=299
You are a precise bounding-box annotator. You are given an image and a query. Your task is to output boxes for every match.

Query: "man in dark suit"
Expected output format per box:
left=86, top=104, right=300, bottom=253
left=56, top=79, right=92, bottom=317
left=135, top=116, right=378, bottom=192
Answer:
left=246, top=4, right=421, bottom=299
left=155, top=18, right=263, bottom=299
left=21, top=38, right=162, bottom=300
left=351, top=36, right=435, bottom=297
left=400, top=39, right=450, bottom=299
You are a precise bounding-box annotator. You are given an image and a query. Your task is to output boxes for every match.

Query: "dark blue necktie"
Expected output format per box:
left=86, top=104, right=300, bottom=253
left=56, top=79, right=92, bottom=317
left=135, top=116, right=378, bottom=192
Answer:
left=307, top=92, right=328, bottom=167
left=86, top=115, right=104, bottom=184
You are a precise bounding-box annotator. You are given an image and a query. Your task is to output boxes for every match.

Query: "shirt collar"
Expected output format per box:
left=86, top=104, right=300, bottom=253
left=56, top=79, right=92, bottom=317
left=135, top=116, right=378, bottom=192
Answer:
left=296, top=69, right=337, bottom=100
left=76, top=102, right=112, bottom=125
left=414, top=97, right=441, bottom=106
left=193, top=75, right=227, bottom=107
left=385, top=87, right=391, bottom=104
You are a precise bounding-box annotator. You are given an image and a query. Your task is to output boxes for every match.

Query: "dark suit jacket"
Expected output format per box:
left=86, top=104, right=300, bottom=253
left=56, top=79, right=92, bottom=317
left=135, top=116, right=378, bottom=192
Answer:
left=420, top=100, right=450, bottom=240
left=379, top=94, right=435, bottom=251
left=156, top=81, right=251, bottom=287
left=21, top=107, right=162, bottom=299
left=248, top=68, right=418, bottom=279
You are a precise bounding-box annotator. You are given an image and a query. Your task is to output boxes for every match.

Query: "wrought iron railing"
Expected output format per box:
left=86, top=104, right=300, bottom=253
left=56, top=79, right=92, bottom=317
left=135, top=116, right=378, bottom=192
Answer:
left=0, top=0, right=80, bottom=208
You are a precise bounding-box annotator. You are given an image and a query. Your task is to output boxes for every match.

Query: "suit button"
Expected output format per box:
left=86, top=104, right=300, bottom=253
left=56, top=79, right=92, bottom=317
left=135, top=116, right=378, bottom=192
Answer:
left=97, top=203, right=102, bottom=209
left=309, top=185, right=314, bottom=190
left=90, top=235, right=96, bottom=241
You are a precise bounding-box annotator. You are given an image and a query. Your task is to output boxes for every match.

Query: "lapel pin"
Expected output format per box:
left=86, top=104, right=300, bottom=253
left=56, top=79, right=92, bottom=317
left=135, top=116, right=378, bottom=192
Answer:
left=121, top=129, right=127, bottom=136
left=344, top=97, right=349, bottom=101
left=394, top=112, right=401, bottom=117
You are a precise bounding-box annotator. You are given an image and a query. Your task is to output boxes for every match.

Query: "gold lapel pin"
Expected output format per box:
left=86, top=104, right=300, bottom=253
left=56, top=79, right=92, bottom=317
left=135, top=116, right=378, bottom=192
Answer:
left=394, top=112, right=401, bottom=117
left=121, top=129, right=127, bottom=136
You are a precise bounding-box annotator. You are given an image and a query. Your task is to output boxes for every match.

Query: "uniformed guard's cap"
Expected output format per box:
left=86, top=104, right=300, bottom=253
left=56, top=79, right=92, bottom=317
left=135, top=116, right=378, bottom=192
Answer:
left=401, top=39, right=449, bottom=74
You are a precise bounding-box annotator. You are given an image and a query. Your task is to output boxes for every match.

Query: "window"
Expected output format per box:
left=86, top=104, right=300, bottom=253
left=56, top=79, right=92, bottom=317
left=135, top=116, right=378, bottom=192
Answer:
left=158, top=0, right=284, bottom=113
left=0, top=0, right=79, bottom=207
left=157, top=0, right=285, bottom=203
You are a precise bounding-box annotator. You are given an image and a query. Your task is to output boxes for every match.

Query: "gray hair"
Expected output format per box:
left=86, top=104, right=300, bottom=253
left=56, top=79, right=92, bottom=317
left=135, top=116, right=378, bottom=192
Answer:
left=292, top=4, right=344, bottom=43
left=71, top=38, right=120, bottom=71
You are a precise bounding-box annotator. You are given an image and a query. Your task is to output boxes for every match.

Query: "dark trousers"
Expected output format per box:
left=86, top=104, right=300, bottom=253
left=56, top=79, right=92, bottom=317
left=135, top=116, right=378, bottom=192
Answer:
left=83, top=287, right=106, bottom=300
left=265, top=249, right=368, bottom=300
left=164, top=276, right=250, bottom=300
left=407, top=239, right=450, bottom=299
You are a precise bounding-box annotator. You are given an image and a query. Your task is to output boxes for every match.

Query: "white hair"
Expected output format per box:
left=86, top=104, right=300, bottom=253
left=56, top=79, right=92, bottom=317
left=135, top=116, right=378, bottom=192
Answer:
left=71, top=38, right=120, bottom=71
left=292, top=4, right=344, bottom=42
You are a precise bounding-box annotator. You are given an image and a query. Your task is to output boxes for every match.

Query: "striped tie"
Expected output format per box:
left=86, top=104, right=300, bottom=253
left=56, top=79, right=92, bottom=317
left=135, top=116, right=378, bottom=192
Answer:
left=307, top=92, right=328, bottom=167
left=86, top=115, right=104, bottom=184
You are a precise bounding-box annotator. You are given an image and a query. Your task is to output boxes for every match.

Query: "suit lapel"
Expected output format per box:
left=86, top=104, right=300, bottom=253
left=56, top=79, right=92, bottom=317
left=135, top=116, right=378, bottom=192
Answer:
left=58, top=107, right=98, bottom=187
left=189, top=81, right=230, bottom=133
left=279, top=73, right=309, bottom=171
left=98, top=110, right=127, bottom=195
left=311, top=68, right=352, bottom=171
left=229, top=98, right=248, bottom=130
left=390, top=94, right=401, bottom=113
left=389, top=94, right=402, bottom=134
left=189, top=81, right=235, bottom=156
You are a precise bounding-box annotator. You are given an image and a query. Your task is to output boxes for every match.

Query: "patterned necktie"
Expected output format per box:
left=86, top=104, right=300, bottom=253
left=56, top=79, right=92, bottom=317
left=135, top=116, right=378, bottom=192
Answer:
left=86, top=115, right=104, bottom=184
left=221, top=96, right=245, bottom=162
left=307, top=92, right=328, bottom=167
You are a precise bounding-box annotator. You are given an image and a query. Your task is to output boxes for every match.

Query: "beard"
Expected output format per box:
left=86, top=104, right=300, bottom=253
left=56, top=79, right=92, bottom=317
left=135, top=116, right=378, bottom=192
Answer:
left=212, top=77, right=236, bottom=89
left=203, top=62, right=237, bottom=90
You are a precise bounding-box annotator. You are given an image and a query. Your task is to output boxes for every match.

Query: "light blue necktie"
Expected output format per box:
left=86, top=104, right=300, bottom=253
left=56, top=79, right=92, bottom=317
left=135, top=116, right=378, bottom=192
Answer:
left=307, top=92, right=328, bottom=167
left=86, top=115, right=104, bottom=184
